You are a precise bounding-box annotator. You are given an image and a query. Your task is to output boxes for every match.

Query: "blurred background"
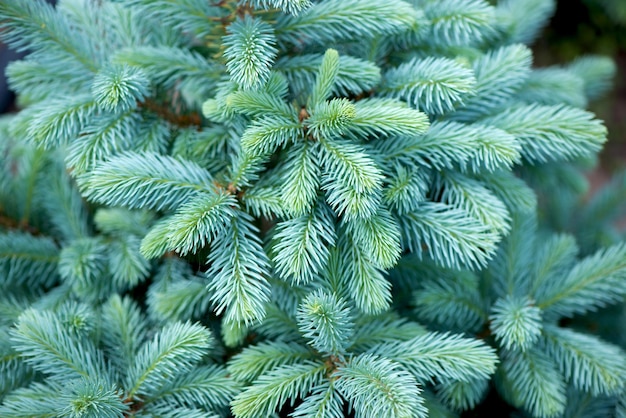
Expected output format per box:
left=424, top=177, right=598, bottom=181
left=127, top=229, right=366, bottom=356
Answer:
left=1, top=0, right=625, bottom=172
left=533, top=0, right=626, bottom=178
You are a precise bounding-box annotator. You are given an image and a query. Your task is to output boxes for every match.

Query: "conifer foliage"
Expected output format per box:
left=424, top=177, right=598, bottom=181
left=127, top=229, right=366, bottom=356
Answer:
left=0, top=0, right=624, bottom=416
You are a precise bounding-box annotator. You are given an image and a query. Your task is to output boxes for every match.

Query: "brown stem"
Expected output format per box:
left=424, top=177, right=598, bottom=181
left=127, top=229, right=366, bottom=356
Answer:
left=476, top=322, right=492, bottom=339
left=0, top=212, right=40, bottom=235
left=139, top=99, right=202, bottom=129
left=298, top=107, right=310, bottom=122
left=122, top=396, right=144, bottom=416
left=236, top=4, right=254, bottom=18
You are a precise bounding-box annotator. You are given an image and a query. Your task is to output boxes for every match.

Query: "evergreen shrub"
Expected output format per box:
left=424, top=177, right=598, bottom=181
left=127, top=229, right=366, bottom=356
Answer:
left=0, top=0, right=625, bottom=417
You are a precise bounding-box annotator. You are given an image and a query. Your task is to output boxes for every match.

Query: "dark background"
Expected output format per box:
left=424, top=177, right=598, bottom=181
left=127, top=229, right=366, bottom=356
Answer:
left=533, top=0, right=626, bottom=178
